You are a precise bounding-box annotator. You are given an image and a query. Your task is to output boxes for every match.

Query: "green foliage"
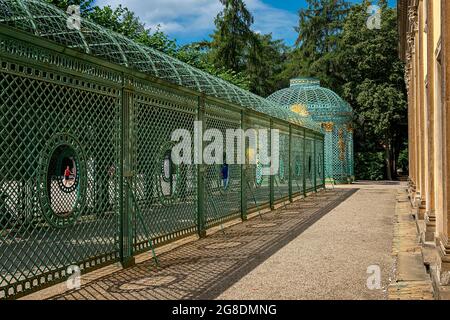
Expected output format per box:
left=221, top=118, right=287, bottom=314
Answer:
left=398, top=146, right=409, bottom=173
left=284, top=0, right=407, bottom=180
left=209, top=0, right=254, bottom=73
left=246, top=34, right=289, bottom=96
left=336, top=0, right=407, bottom=180
left=355, top=152, right=385, bottom=181
left=88, top=5, right=143, bottom=38
left=208, top=0, right=289, bottom=96
left=176, top=43, right=251, bottom=89
left=282, top=0, right=350, bottom=89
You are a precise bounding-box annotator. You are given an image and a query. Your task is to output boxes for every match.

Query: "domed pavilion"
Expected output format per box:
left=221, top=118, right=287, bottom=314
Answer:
left=268, top=77, right=354, bottom=184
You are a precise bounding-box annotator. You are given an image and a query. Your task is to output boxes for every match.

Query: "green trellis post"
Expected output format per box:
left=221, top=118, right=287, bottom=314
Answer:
left=288, top=125, right=293, bottom=202
left=269, top=119, right=275, bottom=210
left=313, top=133, right=317, bottom=193
left=241, top=110, right=247, bottom=221
left=120, top=83, right=135, bottom=268
left=197, top=95, right=206, bottom=238
left=322, top=137, right=326, bottom=189
left=303, top=128, right=307, bottom=197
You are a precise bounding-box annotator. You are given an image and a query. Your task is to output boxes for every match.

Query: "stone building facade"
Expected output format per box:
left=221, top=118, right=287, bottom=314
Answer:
left=398, top=0, right=450, bottom=291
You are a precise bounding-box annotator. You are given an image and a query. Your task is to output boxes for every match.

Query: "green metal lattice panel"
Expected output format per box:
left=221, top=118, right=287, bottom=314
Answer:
left=272, top=121, right=289, bottom=202
left=204, top=104, right=242, bottom=227
left=132, top=83, right=198, bottom=252
left=244, top=115, right=270, bottom=211
left=0, top=53, right=122, bottom=299
left=315, top=139, right=325, bottom=187
left=290, top=128, right=305, bottom=196
left=324, top=130, right=333, bottom=183
left=331, top=124, right=349, bottom=183
left=305, top=135, right=315, bottom=192
left=347, top=130, right=354, bottom=180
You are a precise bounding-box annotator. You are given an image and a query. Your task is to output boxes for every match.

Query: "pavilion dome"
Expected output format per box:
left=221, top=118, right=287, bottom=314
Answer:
left=268, top=77, right=354, bottom=184
left=267, top=77, right=353, bottom=124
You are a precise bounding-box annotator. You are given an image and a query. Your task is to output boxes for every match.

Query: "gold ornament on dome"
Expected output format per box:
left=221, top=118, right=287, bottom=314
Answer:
left=322, top=122, right=334, bottom=132
left=347, top=124, right=354, bottom=133
left=290, top=104, right=310, bottom=116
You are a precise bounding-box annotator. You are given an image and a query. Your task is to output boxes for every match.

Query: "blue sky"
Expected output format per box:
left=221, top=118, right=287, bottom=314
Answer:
left=94, top=0, right=397, bottom=46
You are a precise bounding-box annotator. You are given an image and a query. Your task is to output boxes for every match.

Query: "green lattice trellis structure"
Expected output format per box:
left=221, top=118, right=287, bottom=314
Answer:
left=0, top=0, right=326, bottom=299
left=268, top=78, right=354, bottom=184
left=0, top=0, right=322, bottom=132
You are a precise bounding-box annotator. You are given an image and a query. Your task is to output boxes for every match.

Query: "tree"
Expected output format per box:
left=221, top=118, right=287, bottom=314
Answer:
left=246, top=33, right=289, bottom=97
left=282, top=0, right=350, bottom=89
left=209, top=0, right=254, bottom=73
left=283, top=0, right=407, bottom=180
left=177, top=43, right=251, bottom=89
left=336, top=0, right=407, bottom=180
left=208, top=0, right=288, bottom=96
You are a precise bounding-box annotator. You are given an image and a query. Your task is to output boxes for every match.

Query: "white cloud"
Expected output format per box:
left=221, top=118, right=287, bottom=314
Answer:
left=246, top=0, right=298, bottom=42
left=94, top=0, right=298, bottom=43
left=95, top=0, right=221, bottom=37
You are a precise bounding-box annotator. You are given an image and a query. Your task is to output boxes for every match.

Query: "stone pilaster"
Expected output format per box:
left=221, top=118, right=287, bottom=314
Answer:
left=417, top=0, right=426, bottom=214
left=425, top=0, right=436, bottom=243
left=406, top=3, right=418, bottom=201
left=438, top=0, right=450, bottom=286
left=437, top=237, right=450, bottom=285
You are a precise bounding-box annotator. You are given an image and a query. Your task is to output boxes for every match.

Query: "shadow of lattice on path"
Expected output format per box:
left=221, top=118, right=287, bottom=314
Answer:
left=51, top=188, right=357, bottom=300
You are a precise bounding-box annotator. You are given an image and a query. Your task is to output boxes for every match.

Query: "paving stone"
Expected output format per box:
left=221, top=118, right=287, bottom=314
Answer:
left=397, top=253, right=429, bottom=282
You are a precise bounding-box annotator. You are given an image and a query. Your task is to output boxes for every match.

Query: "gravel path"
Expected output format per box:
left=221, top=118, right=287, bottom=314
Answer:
left=217, top=182, right=400, bottom=300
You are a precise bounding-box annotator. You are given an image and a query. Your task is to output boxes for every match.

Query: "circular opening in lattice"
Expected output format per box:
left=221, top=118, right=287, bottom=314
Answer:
left=38, top=134, right=87, bottom=228
left=156, top=142, right=181, bottom=205
left=48, top=146, right=79, bottom=217
left=52, top=146, right=79, bottom=193
left=161, top=149, right=174, bottom=189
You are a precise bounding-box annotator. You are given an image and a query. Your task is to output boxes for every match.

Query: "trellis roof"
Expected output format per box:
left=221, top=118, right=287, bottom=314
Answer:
left=0, top=0, right=322, bottom=132
left=267, top=78, right=353, bottom=124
